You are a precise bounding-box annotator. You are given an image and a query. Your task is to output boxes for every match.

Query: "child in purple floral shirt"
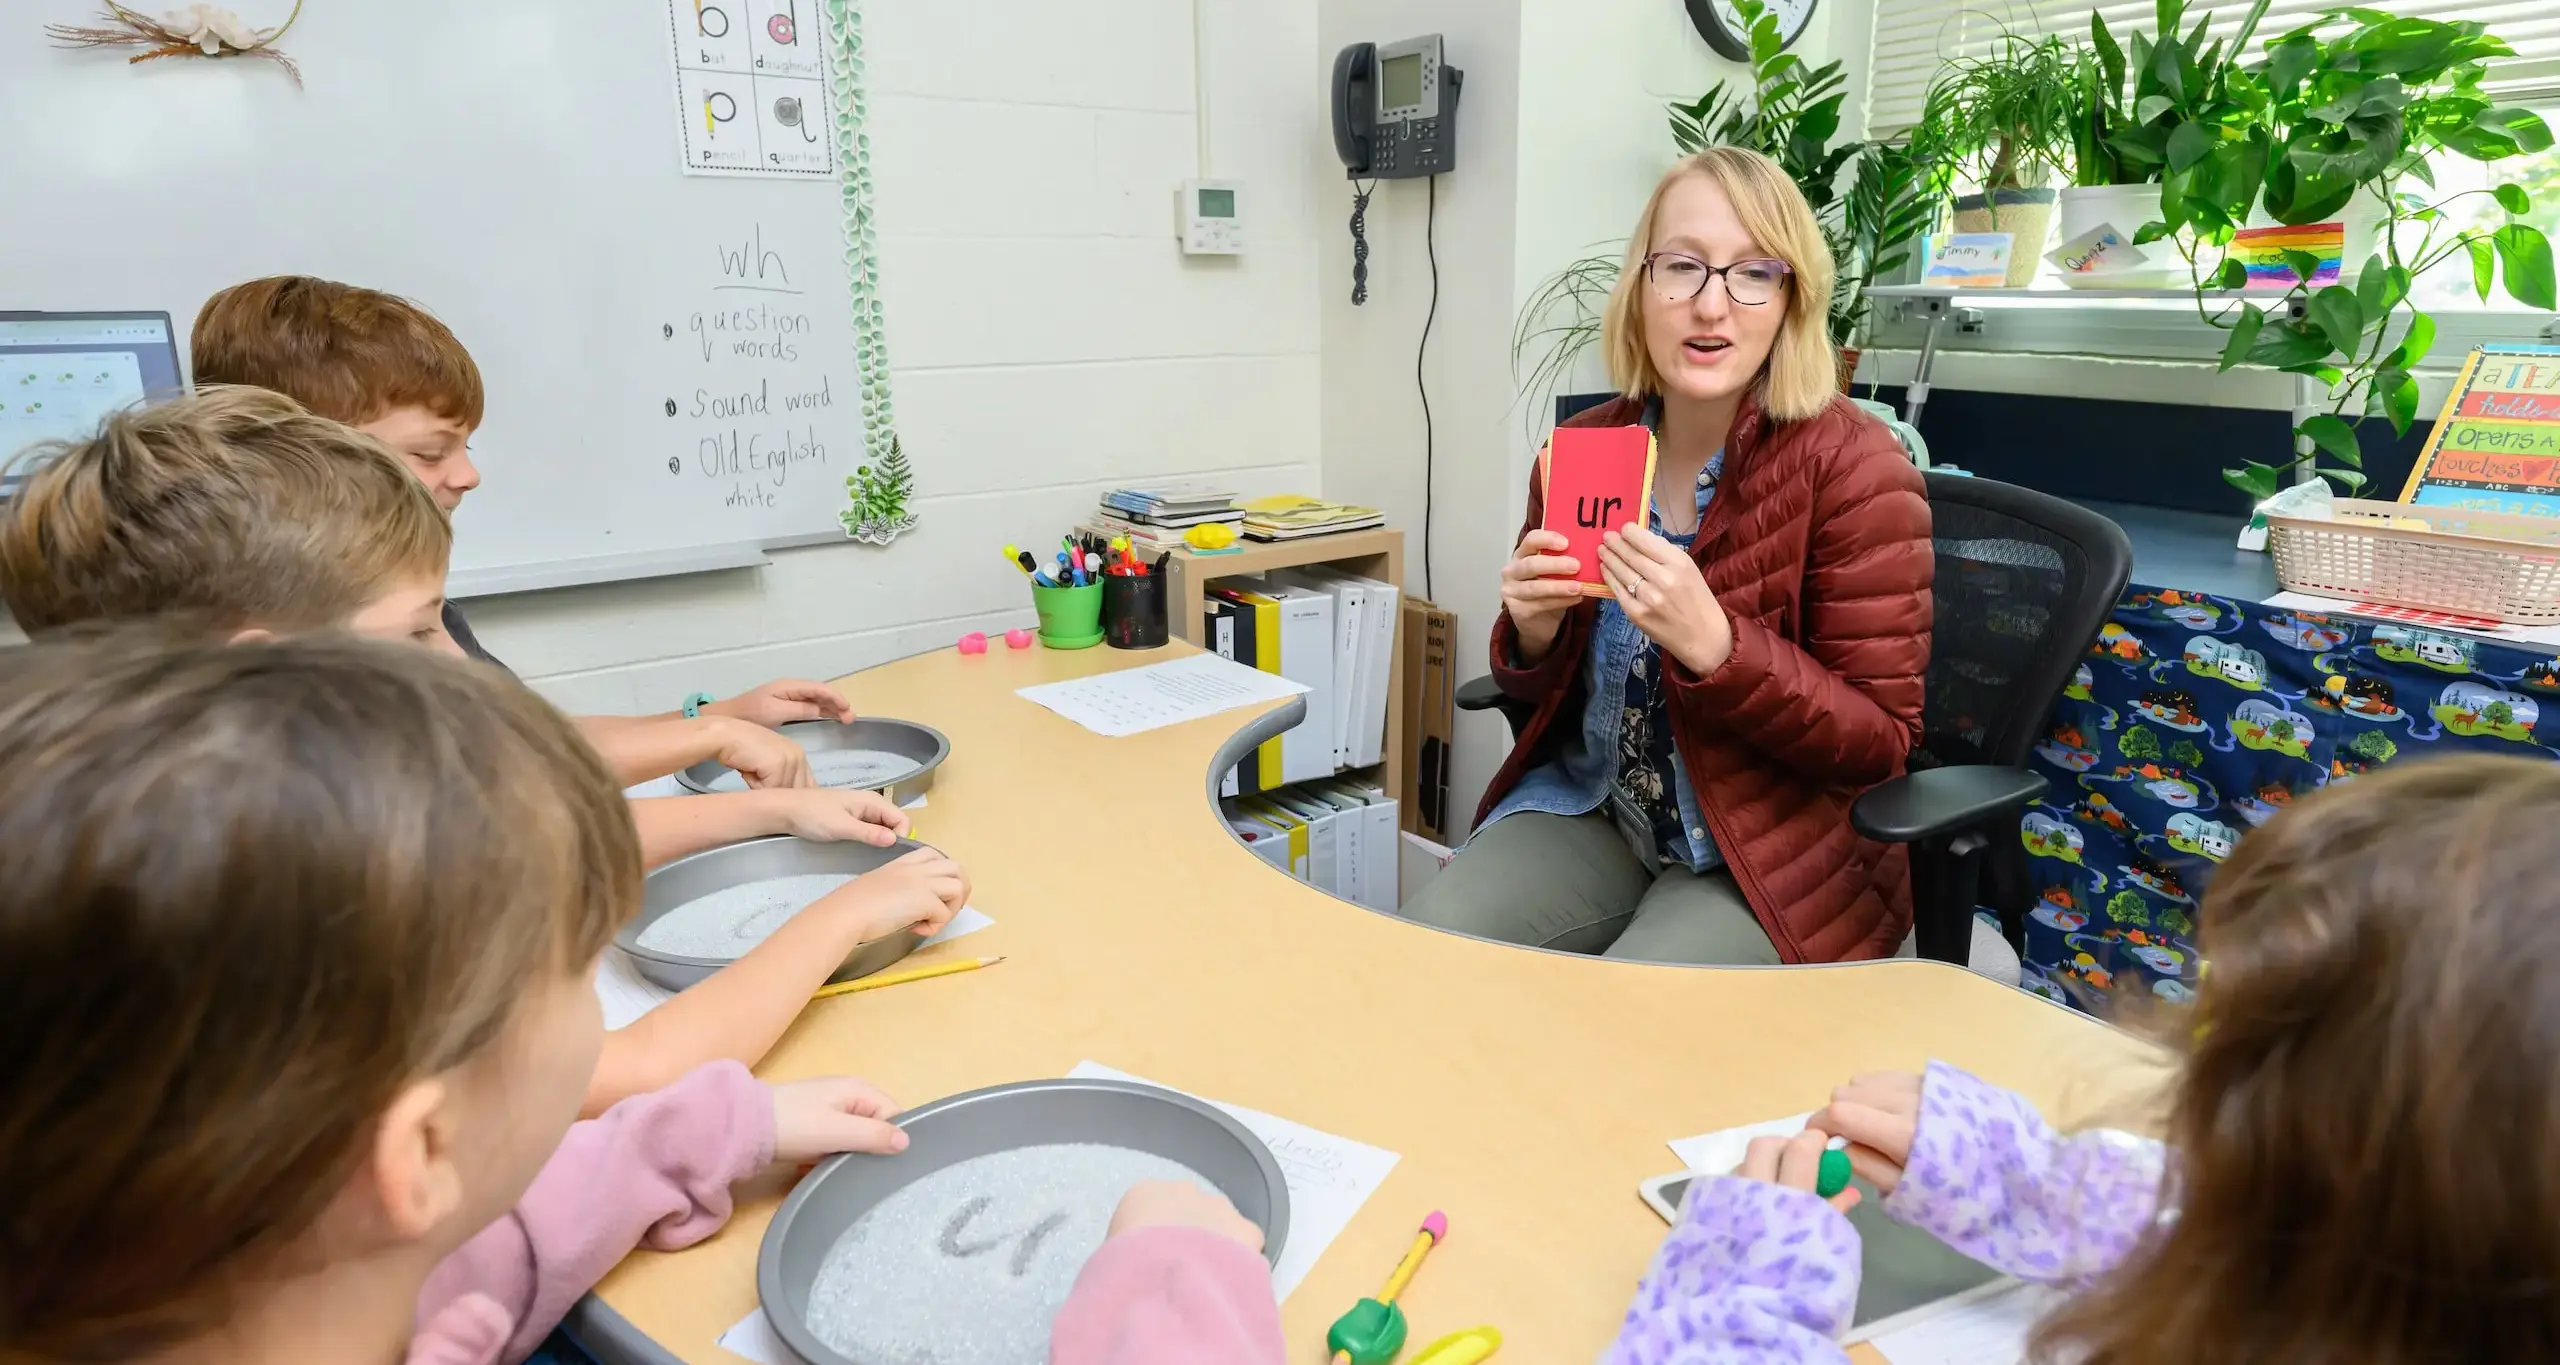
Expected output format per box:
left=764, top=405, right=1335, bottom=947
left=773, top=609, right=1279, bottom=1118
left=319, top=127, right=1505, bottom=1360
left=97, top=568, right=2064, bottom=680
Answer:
left=1607, top=754, right=2560, bottom=1365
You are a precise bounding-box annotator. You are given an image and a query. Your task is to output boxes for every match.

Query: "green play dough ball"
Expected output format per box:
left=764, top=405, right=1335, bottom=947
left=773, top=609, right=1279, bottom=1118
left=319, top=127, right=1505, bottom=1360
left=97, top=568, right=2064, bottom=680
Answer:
left=1817, top=1146, right=1853, bottom=1198
left=1325, top=1297, right=1408, bottom=1365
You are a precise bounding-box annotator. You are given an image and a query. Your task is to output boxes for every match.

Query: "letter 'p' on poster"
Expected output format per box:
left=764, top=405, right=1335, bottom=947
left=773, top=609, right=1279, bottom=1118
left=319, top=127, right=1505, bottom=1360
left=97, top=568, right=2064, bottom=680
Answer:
left=1539, top=425, right=1659, bottom=599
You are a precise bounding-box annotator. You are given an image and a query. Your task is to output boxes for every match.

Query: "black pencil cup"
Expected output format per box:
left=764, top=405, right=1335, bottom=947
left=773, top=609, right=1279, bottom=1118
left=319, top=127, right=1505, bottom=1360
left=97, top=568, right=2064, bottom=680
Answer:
left=1103, top=572, right=1170, bottom=649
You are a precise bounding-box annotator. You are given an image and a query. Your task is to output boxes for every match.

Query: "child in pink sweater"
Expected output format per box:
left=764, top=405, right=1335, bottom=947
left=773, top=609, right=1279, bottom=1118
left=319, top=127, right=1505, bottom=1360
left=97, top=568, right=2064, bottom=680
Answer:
left=0, top=631, right=1280, bottom=1365
left=1603, top=756, right=2560, bottom=1365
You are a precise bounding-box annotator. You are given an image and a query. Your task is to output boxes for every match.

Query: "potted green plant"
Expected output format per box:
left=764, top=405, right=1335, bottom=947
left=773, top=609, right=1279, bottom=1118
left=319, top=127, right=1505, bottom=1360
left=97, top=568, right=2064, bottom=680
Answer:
left=2131, top=3, right=2556, bottom=499
left=1512, top=0, right=1934, bottom=414
left=1920, top=29, right=2082, bottom=284
left=2055, top=0, right=2227, bottom=287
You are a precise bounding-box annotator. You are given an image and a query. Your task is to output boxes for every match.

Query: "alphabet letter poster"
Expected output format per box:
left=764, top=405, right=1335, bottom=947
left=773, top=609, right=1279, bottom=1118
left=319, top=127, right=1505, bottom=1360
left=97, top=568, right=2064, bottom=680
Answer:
left=667, top=0, right=838, bottom=178
left=1539, top=424, right=1658, bottom=599
left=2399, top=345, right=2560, bottom=519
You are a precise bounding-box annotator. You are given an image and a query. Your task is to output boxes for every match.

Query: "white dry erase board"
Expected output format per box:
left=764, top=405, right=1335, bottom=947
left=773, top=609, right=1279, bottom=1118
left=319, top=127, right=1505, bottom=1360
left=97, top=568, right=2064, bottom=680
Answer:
left=0, top=0, right=883, bottom=595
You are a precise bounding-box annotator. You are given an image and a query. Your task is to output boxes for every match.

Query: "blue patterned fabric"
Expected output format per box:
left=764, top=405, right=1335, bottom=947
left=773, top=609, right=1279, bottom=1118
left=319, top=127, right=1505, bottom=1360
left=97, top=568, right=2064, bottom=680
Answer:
left=2018, top=584, right=2560, bottom=1010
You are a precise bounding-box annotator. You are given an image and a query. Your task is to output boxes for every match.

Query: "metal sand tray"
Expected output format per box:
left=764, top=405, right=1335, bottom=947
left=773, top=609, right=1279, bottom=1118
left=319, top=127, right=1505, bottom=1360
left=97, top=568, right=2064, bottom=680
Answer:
left=616, top=835, right=932, bottom=991
left=674, top=716, right=949, bottom=804
left=758, top=1079, right=1290, bottom=1365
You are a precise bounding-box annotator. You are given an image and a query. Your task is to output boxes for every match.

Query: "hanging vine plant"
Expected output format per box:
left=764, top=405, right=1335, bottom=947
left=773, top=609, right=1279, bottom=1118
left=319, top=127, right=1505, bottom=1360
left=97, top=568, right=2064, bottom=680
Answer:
left=821, top=0, right=914, bottom=544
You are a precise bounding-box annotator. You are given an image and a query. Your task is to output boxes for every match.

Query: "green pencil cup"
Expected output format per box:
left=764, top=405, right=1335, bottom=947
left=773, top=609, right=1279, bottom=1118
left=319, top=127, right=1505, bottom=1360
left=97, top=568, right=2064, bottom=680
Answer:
left=1030, top=581, right=1105, bottom=649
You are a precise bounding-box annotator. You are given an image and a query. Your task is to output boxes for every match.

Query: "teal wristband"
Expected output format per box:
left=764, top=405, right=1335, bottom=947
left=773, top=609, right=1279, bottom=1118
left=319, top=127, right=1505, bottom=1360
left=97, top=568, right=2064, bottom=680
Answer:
left=681, top=691, right=716, bottom=719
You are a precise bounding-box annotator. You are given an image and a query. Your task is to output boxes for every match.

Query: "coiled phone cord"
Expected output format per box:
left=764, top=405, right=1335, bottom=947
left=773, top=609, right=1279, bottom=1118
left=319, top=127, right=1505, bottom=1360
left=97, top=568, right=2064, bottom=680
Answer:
left=1349, top=180, right=1377, bottom=305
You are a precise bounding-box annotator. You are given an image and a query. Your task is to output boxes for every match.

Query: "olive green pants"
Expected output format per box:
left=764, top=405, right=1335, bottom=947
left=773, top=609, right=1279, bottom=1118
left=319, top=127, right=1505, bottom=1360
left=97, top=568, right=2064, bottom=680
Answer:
left=1400, top=811, right=1782, bottom=965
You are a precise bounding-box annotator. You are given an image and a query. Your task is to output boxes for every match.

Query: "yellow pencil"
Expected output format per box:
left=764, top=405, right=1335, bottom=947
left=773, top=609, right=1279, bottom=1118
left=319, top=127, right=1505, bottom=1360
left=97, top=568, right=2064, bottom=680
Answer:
left=1379, top=1210, right=1446, bottom=1302
left=811, top=955, right=1005, bottom=1001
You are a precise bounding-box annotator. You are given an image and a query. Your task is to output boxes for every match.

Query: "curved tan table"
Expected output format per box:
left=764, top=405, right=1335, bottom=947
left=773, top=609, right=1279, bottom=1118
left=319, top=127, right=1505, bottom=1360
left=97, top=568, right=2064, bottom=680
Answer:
left=585, top=641, right=2154, bottom=1362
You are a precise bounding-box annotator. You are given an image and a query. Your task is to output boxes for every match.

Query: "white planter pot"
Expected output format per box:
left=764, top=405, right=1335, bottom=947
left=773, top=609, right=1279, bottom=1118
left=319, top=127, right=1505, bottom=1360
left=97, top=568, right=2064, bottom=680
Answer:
left=2053, top=183, right=2182, bottom=289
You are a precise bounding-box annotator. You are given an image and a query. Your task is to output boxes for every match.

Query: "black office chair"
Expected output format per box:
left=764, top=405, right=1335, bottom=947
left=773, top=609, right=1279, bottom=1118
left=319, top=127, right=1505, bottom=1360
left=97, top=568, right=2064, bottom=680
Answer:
left=1455, top=471, right=2133, bottom=964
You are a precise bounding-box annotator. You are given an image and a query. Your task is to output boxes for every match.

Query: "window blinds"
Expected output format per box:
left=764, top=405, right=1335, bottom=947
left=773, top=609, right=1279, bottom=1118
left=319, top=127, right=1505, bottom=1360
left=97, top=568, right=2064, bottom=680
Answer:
left=1865, top=0, right=2560, bottom=137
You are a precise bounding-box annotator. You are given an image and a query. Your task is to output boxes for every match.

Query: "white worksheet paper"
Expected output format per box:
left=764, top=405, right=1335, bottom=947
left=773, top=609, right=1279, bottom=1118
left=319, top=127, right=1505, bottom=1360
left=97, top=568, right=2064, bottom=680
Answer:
left=707, top=1057, right=1399, bottom=1364
left=1869, top=1280, right=2064, bottom=1365
left=1667, top=1110, right=1819, bottom=1176
left=592, top=905, right=993, bottom=1030
left=1066, top=1061, right=1398, bottom=1300
left=715, top=1307, right=799, bottom=1365
left=1014, top=653, right=1309, bottom=738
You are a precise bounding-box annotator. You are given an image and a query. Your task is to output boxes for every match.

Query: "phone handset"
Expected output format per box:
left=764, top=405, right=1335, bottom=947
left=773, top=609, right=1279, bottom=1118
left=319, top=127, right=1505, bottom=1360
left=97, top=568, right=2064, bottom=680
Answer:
left=1331, top=42, right=1378, bottom=176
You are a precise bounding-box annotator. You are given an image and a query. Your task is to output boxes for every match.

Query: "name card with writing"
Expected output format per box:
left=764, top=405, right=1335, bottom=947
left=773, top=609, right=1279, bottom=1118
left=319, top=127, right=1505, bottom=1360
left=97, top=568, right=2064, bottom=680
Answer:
left=2046, top=224, right=2150, bottom=277
left=2227, top=222, right=2344, bottom=290
left=2400, top=345, right=2560, bottom=518
left=1540, top=424, right=1659, bottom=599
left=1922, top=233, right=2013, bottom=287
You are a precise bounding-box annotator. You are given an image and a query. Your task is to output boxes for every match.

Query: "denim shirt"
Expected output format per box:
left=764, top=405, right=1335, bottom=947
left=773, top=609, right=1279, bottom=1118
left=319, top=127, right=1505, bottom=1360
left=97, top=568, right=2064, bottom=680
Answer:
left=1479, top=414, right=1726, bottom=874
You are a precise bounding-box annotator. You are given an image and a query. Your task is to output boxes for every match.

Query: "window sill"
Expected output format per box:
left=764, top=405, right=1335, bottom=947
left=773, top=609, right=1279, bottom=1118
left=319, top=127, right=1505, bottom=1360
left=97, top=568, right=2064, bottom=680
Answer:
left=1852, top=294, right=2557, bottom=415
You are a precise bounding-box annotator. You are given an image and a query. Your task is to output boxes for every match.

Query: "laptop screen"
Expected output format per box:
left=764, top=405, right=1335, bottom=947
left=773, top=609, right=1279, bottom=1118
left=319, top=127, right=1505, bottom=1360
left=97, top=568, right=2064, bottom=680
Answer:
left=1, top=311, right=188, bottom=497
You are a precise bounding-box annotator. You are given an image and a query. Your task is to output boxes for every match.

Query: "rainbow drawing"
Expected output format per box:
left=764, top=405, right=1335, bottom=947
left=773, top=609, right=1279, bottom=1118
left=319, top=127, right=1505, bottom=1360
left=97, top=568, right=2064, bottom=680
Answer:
left=2226, top=222, right=2344, bottom=291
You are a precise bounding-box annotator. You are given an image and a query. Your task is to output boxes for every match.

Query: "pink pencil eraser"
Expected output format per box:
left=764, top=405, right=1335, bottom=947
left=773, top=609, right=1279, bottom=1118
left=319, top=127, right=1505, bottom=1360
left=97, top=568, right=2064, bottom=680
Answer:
left=1422, top=1211, right=1448, bottom=1240
left=1004, top=628, right=1034, bottom=649
left=957, top=632, right=988, bottom=655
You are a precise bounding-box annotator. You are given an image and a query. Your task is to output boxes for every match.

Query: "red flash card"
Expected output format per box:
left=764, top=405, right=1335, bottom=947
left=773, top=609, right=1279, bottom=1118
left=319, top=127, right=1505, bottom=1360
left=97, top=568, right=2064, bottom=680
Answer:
left=1539, top=425, right=1658, bottom=599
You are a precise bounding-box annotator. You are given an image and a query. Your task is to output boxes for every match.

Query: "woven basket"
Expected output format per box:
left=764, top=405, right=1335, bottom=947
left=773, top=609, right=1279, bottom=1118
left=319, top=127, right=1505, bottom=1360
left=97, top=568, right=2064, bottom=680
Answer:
left=2266, top=498, right=2560, bottom=624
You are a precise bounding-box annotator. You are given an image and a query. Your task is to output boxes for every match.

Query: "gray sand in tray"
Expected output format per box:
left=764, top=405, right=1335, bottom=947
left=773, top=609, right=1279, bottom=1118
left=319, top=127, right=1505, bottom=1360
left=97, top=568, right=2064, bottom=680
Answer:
left=805, top=1144, right=1216, bottom=1365
left=635, top=872, right=856, bottom=958
left=705, top=747, right=921, bottom=794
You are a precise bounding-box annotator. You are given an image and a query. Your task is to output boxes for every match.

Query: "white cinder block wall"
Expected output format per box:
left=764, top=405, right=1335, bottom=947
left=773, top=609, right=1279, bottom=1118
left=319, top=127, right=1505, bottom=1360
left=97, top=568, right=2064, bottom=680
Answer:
left=462, top=0, right=1324, bottom=715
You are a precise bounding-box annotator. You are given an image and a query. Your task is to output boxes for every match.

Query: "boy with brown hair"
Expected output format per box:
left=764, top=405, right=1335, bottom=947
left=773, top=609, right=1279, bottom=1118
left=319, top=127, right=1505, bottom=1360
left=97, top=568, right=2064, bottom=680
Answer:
left=191, top=272, right=859, bottom=782
left=0, top=388, right=971, bottom=1116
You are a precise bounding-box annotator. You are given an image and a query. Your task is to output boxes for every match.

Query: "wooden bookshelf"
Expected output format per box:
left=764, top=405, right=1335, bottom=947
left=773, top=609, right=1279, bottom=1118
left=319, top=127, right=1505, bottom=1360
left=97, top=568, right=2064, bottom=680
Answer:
left=1164, top=528, right=1406, bottom=811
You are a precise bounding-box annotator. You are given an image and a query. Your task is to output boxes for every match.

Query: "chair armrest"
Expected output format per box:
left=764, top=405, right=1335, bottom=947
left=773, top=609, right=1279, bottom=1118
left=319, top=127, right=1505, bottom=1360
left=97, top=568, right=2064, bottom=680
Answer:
left=1455, top=675, right=1507, bottom=712
left=1850, top=765, right=2049, bottom=845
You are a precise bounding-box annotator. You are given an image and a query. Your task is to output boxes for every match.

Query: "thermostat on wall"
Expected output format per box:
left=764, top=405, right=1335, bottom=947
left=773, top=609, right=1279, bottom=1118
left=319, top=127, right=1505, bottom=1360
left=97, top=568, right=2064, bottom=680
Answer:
left=1177, top=179, right=1244, bottom=255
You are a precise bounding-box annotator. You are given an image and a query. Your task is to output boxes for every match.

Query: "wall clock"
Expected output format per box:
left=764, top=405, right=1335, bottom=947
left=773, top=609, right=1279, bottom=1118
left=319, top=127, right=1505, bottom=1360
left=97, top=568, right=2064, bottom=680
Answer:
left=1684, top=0, right=1818, bottom=60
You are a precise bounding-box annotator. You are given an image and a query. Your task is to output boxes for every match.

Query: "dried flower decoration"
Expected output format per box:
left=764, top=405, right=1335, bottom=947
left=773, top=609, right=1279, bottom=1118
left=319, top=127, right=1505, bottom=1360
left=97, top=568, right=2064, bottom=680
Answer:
left=46, top=2, right=305, bottom=85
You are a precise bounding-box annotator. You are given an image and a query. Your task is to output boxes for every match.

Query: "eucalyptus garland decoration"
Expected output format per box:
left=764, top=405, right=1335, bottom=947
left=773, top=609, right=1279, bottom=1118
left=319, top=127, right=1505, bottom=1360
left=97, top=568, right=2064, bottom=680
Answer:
left=822, top=0, right=913, bottom=544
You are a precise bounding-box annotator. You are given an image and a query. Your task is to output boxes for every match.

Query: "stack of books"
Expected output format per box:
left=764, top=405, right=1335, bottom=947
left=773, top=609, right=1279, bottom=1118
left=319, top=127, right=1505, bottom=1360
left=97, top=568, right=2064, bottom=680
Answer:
left=1238, top=494, right=1385, bottom=541
left=1083, top=482, right=1242, bottom=557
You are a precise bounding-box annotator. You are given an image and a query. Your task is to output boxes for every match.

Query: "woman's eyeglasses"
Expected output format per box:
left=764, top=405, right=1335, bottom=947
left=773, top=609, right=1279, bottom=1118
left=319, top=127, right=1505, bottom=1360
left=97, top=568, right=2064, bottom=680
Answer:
left=1644, top=253, right=1792, bottom=306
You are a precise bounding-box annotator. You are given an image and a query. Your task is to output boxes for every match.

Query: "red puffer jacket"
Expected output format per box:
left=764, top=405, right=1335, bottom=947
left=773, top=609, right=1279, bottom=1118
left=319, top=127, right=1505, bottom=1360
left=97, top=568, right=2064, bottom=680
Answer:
left=1479, top=392, right=1933, bottom=962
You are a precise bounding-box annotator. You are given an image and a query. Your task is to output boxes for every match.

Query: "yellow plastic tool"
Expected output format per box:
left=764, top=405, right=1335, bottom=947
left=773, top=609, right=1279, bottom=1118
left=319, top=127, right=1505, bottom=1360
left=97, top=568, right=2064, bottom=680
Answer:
left=1407, top=1326, right=1502, bottom=1365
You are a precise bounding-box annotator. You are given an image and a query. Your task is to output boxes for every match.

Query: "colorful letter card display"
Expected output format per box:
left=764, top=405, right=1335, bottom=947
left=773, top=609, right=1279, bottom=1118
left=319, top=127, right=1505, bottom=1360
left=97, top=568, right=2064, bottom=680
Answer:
left=2400, top=346, right=2560, bottom=519
left=1539, top=425, right=1658, bottom=599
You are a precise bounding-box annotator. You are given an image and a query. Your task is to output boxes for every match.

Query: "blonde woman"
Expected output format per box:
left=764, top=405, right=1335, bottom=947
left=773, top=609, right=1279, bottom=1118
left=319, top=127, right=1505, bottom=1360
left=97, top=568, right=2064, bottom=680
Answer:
left=1403, top=147, right=1932, bottom=964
